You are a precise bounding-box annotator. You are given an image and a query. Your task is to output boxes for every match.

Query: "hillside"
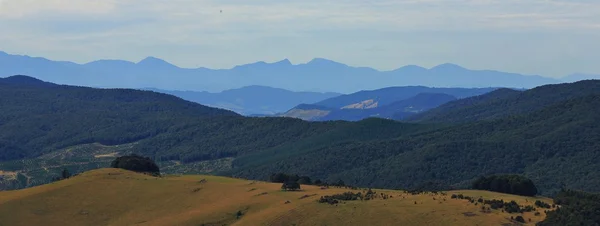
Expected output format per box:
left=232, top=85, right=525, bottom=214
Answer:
left=409, top=80, right=600, bottom=123
left=1, top=76, right=600, bottom=197
left=0, top=76, right=421, bottom=189
left=317, top=93, right=458, bottom=121
left=280, top=87, right=492, bottom=121
left=233, top=93, right=600, bottom=195
left=146, top=86, right=341, bottom=115
left=0, top=168, right=555, bottom=226
left=0, top=75, right=238, bottom=161
left=314, top=86, right=496, bottom=109
left=0, top=51, right=560, bottom=93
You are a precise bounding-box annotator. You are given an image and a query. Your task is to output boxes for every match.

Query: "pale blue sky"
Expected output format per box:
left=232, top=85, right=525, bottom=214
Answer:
left=0, top=0, right=599, bottom=77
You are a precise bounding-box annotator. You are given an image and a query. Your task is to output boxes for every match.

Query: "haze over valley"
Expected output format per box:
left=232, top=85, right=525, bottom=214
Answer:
left=1, top=0, right=599, bottom=225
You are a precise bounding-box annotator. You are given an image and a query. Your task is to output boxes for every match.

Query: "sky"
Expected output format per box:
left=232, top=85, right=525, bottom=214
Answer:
left=0, top=0, right=599, bottom=77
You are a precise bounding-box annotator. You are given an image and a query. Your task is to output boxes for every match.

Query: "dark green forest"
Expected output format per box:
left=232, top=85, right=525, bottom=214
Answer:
left=1, top=76, right=600, bottom=197
left=538, top=189, right=600, bottom=226
left=409, top=80, right=600, bottom=123
left=111, top=154, right=160, bottom=176
left=472, top=175, right=538, bottom=196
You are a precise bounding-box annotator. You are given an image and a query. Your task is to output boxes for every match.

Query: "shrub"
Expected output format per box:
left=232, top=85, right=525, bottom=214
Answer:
left=504, top=201, right=522, bottom=213
left=515, top=216, right=525, bottom=223
left=535, top=200, right=552, bottom=208
left=522, top=205, right=536, bottom=212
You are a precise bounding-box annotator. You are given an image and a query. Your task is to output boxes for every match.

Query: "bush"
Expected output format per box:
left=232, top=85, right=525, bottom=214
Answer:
left=504, top=201, right=522, bottom=213
left=318, top=191, right=376, bottom=205
left=535, top=200, right=552, bottom=208
left=110, top=154, right=160, bottom=176
left=514, top=216, right=525, bottom=223
left=522, top=205, right=536, bottom=212
left=483, top=199, right=505, bottom=209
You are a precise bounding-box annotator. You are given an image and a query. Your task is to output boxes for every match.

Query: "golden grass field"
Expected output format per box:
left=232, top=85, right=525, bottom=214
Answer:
left=0, top=168, right=554, bottom=226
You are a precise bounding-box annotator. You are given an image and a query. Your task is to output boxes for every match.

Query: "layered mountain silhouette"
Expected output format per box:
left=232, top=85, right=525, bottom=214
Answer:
left=0, top=50, right=581, bottom=93
left=145, top=86, right=340, bottom=115
left=279, top=86, right=496, bottom=121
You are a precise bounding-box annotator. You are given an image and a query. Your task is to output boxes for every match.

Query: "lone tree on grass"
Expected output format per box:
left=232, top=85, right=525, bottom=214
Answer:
left=281, top=181, right=301, bottom=191
left=111, top=154, right=160, bottom=176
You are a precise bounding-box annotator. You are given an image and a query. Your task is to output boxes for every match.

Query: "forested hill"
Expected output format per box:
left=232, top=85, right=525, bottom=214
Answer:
left=233, top=94, right=600, bottom=195
left=0, top=76, right=410, bottom=164
left=0, top=76, right=251, bottom=160
left=1, top=76, right=600, bottom=196
left=408, top=80, right=600, bottom=123
left=0, top=75, right=57, bottom=87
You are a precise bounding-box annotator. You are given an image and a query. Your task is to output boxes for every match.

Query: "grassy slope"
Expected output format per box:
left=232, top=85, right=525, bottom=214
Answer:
left=0, top=169, right=554, bottom=226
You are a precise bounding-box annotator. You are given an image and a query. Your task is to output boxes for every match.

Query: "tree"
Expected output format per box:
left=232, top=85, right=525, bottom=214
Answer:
left=472, top=175, right=537, bottom=196
left=61, top=168, right=71, bottom=179
left=281, top=181, right=301, bottom=191
left=270, top=173, right=289, bottom=183
left=111, top=154, right=160, bottom=176
left=298, top=176, right=312, bottom=185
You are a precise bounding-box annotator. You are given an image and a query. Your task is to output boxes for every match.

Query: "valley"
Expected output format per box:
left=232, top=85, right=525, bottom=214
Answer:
left=2, top=1, right=600, bottom=224
left=0, top=75, right=599, bottom=225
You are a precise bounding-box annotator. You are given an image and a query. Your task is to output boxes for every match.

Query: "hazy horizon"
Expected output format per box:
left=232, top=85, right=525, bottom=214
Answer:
left=0, top=50, right=596, bottom=80
left=1, top=0, right=599, bottom=78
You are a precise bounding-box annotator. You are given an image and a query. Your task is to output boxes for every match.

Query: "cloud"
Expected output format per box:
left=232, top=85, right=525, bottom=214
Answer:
left=0, top=0, right=599, bottom=76
left=0, top=0, right=117, bottom=18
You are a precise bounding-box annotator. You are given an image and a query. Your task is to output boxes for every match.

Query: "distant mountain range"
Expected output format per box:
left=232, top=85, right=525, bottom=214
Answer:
left=144, top=86, right=340, bottom=115
left=2, top=50, right=597, bottom=93
left=279, top=86, right=497, bottom=121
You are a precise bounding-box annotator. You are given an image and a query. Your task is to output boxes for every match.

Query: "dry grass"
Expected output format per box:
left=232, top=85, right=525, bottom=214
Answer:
left=341, top=99, right=378, bottom=109
left=282, top=109, right=331, bottom=121
left=0, top=168, right=554, bottom=226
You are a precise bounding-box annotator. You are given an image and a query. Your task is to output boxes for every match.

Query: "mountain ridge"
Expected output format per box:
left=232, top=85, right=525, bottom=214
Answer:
left=0, top=50, right=572, bottom=93
left=408, top=79, right=600, bottom=123
left=144, top=86, right=341, bottom=115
